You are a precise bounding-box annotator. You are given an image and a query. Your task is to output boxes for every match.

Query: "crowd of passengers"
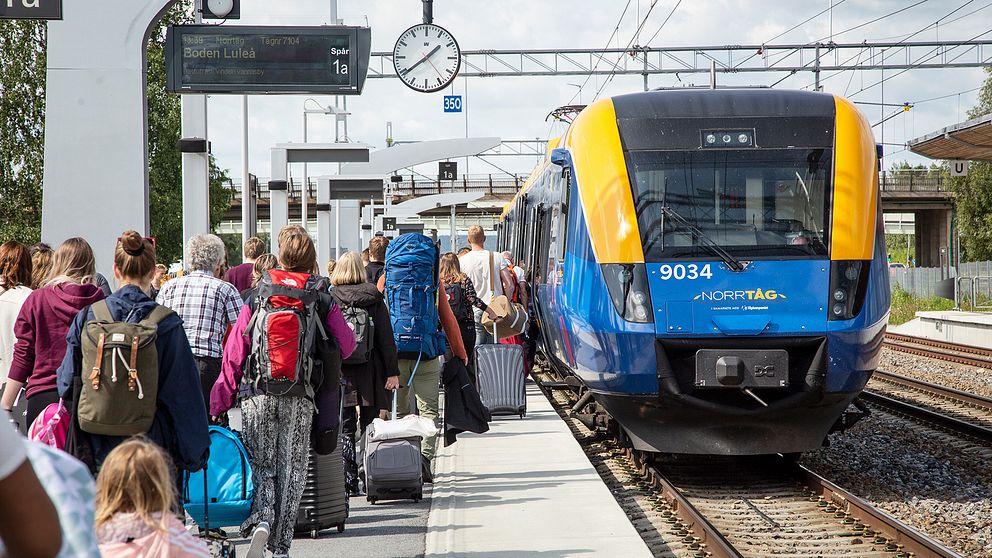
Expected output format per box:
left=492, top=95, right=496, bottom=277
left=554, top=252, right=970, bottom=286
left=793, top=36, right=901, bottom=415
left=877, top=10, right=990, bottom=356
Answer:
left=0, top=224, right=533, bottom=558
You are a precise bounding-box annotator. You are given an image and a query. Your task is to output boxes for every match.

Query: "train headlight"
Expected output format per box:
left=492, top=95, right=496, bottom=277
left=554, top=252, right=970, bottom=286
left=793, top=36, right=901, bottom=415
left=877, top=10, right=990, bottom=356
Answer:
left=738, top=133, right=749, bottom=144
left=722, top=134, right=732, bottom=144
left=705, top=134, right=716, bottom=144
left=828, top=261, right=869, bottom=320
left=601, top=263, right=654, bottom=324
left=701, top=129, right=755, bottom=148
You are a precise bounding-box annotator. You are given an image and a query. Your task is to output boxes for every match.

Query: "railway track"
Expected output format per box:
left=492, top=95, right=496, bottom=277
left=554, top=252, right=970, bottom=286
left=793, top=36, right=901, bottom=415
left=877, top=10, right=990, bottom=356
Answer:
left=883, top=333, right=992, bottom=369
left=533, top=366, right=962, bottom=558
left=864, top=370, right=992, bottom=444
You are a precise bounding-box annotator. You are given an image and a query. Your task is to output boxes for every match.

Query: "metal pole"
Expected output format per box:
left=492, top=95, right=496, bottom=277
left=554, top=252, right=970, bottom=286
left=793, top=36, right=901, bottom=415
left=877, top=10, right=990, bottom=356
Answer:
left=642, top=47, right=648, bottom=91
left=241, top=95, right=250, bottom=248
left=302, top=111, right=308, bottom=233
left=814, top=43, right=821, bottom=90
left=709, top=61, right=716, bottom=89
left=423, top=0, right=433, bottom=24
left=335, top=200, right=341, bottom=259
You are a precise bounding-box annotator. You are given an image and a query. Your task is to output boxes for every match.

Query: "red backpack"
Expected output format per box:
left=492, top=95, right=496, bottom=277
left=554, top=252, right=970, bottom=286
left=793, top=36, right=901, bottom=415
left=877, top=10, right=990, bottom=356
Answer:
left=244, top=270, right=328, bottom=399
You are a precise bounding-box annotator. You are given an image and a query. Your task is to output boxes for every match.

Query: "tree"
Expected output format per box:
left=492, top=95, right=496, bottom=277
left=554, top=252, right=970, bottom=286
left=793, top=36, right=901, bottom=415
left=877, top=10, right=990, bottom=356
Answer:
left=0, top=21, right=45, bottom=242
left=0, top=2, right=232, bottom=265
left=948, top=66, right=992, bottom=262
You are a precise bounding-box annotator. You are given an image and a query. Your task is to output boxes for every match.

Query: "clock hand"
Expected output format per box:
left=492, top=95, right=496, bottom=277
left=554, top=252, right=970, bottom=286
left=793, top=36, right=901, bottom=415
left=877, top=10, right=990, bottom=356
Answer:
left=402, top=45, right=442, bottom=75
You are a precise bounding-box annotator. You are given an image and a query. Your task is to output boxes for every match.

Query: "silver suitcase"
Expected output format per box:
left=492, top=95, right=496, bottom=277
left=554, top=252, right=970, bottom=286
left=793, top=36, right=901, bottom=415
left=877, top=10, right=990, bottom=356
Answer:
left=476, top=343, right=526, bottom=417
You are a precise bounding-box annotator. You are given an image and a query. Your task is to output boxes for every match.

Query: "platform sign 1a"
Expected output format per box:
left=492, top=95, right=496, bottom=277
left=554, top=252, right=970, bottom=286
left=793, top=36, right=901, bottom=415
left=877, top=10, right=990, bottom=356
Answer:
left=443, top=95, right=462, bottom=113
left=0, top=0, right=62, bottom=19
left=166, top=25, right=371, bottom=94
left=439, top=161, right=457, bottom=181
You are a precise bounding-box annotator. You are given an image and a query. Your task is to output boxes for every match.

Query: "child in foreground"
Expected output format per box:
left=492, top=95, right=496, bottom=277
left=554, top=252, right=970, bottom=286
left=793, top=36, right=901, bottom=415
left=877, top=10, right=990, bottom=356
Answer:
left=94, top=437, right=212, bottom=558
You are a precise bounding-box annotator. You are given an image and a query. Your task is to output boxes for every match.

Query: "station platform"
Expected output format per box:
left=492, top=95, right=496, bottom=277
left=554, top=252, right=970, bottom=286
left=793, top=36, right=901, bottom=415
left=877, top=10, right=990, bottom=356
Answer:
left=890, top=310, right=992, bottom=349
left=425, top=381, right=653, bottom=557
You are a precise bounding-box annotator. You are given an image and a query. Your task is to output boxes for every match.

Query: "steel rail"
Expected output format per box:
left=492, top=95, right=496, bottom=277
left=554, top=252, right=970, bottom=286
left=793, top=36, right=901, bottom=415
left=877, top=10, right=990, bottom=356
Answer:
left=861, top=390, right=992, bottom=444
left=627, top=449, right=743, bottom=558
left=795, top=465, right=962, bottom=558
left=886, top=333, right=992, bottom=359
left=872, top=369, right=992, bottom=412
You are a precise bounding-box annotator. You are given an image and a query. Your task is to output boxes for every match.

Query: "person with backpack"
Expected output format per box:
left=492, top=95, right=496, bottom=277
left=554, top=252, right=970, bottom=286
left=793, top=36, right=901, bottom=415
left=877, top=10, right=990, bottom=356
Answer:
left=365, top=235, right=389, bottom=284
left=2, top=238, right=106, bottom=429
left=377, top=234, right=467, bottom=483
left=96, top=437, right=211, bottom=558
left=56, top=231, right=210, bottom=475
left=210, top=226, right=356, bottom=558
left=439, top=252, right=490, bottom=381
left=328, top=250, right=400, bottom=495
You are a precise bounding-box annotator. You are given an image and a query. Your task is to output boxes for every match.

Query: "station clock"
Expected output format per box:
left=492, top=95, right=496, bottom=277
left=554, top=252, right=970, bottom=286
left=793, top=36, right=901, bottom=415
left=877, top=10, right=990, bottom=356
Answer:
left=392, top=23, right=461, bottom=93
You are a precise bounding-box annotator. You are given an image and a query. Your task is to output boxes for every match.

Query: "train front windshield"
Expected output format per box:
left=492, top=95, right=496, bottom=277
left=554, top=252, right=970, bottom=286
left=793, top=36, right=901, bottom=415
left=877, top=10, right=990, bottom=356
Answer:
left=627, top=149, right=832, bottom=261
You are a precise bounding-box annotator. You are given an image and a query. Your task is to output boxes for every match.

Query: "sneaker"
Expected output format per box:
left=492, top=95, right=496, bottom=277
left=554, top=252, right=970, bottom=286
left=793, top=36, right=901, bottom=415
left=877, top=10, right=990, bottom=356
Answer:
left=245, top=522, right=269, bottom=558
left=421, top=456, right=434, bottom=484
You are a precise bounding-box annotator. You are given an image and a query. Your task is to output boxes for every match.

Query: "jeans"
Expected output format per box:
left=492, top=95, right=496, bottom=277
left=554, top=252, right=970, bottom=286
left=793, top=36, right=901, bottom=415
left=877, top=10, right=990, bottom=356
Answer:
left=474, top=308, right=495, bottom=346
left=194, top=356, right=222, bottom=415
left=395, top=357, right=441, bottom=462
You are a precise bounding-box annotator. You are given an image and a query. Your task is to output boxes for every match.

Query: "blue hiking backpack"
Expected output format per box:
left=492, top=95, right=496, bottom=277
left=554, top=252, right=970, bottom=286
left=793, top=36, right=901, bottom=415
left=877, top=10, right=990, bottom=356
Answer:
left=384, top=234, right=446, bottom=359
left=184, top=425, right=253, bottom=528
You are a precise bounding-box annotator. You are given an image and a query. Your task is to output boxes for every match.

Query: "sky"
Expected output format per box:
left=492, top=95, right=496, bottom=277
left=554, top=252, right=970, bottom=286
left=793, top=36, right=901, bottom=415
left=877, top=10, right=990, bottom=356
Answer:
left=201, top=0, right=991, bottom=183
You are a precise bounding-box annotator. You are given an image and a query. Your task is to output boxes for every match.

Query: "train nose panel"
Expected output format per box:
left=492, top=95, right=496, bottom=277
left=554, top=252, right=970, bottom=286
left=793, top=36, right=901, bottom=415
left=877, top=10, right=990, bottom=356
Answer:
left=648, top=260, right=830, bottom=336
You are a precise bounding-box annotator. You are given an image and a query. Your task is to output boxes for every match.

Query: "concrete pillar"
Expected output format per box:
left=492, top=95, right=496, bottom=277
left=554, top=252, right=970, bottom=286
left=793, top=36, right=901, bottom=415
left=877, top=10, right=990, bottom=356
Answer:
left=328, top=200, right=362, bottom=257
left=41, top=0, right=179, bottom=278
left=269, top=148, right=289, bottom=252
left=914, top=209, right=952, bottom=268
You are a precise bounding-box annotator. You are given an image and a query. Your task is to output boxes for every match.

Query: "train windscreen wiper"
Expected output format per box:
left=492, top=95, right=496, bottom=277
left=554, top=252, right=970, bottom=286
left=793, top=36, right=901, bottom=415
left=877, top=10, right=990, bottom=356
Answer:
left=660, top=205, right=746, bottom=272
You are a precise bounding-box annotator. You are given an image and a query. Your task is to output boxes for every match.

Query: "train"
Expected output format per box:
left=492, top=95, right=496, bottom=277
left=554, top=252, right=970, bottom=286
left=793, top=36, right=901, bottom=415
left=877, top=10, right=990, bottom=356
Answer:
left=498, top=89, right=890, bottom=455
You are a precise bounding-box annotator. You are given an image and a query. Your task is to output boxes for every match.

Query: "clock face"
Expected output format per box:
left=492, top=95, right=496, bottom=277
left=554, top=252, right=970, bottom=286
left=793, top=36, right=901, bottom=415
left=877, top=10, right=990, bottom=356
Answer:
left=206, top=0, right=234, bottom=18
left=393, top=24, right=461, bottom=93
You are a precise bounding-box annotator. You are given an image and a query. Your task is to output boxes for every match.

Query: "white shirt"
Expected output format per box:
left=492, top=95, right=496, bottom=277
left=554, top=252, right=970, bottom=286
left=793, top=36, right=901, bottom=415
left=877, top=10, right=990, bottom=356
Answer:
left=0, top=285, right=31, bottom=384
left=459, top=249, right=507, bottom=305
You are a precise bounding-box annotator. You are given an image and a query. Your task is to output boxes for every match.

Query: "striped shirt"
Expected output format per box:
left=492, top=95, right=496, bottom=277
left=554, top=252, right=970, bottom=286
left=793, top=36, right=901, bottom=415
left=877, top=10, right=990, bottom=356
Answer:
left=156, top=271, right=241, bottom=358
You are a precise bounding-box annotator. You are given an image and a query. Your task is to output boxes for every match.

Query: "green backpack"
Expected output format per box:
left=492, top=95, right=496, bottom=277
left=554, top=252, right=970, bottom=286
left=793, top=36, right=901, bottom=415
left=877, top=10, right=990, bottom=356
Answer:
left=77, top=300, right=172, bottom=436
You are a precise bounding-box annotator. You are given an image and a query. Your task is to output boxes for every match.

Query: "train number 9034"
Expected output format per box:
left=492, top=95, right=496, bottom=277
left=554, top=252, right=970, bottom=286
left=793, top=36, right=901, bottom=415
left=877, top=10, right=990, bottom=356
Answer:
left=658, top=263, right=713, bottom=280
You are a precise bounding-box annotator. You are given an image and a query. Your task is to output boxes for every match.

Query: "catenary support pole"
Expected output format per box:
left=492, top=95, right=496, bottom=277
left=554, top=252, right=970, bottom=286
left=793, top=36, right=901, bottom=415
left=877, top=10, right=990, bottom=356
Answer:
left=241, top=95, right=250, bottom=248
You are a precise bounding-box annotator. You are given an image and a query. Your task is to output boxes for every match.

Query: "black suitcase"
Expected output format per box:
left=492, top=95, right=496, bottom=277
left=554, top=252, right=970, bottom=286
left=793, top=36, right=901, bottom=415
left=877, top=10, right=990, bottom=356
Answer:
left=294, top=444, right=349, bottom=538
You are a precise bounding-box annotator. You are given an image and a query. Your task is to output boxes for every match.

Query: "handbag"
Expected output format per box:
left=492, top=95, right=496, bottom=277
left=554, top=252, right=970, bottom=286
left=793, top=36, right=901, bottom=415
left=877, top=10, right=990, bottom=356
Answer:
left=480, top=252, right=529, bottom=337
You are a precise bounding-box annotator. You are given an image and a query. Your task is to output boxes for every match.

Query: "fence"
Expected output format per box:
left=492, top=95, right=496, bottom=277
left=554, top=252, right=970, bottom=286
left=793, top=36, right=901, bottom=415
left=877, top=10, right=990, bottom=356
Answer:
left=890, top=261, right=992, bottom=299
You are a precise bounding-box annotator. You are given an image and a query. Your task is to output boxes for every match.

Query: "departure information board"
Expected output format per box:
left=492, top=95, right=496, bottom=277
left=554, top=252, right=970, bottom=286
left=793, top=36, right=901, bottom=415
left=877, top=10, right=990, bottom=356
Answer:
left=166, top=25, right=371, bottom=94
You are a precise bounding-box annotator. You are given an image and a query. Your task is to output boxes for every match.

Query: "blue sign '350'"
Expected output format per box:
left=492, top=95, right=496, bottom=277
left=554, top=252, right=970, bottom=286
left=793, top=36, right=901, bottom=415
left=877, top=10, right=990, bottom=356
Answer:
left=443, top=95, right=462, bottom=113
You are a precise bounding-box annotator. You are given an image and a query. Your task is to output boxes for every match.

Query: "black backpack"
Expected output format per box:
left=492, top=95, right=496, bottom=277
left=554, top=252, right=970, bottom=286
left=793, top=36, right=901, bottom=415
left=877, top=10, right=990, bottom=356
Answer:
left=445, top=282, right=471, bottom=325
left=340, top=303, right=374, bottom=365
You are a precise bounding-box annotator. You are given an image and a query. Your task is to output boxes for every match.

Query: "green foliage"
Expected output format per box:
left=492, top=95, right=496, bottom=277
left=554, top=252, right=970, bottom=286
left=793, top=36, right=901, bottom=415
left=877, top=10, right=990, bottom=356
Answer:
left=0, top=21, right=46, bottom=242
left=888, top=287, right=955, bottom=325
left=947, top=66, right=992, bottom=262
left=884, top=234, right=915, bottom=266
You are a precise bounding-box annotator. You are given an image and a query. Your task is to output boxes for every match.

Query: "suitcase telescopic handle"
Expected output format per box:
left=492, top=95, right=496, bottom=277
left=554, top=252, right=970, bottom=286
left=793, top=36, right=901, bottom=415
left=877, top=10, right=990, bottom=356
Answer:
left=391, top=389, right=397, bottom=421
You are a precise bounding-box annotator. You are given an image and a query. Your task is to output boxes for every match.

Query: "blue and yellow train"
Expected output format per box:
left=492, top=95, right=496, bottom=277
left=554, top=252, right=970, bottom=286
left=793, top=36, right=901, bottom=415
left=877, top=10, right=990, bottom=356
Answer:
left=499, top=89, right=890, bottom=455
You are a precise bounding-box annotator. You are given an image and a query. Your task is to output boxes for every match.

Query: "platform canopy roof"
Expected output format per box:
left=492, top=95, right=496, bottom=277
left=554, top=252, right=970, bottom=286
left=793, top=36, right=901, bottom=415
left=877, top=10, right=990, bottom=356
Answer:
left=908, top=113, right=992, bottom=161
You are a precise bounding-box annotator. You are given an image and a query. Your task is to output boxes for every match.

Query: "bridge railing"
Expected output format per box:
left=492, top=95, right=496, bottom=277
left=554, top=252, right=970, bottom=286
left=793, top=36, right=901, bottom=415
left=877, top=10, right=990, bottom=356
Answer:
left=891, top=261, right=992, bottom=298
left=879, top=170, right=947, bottom=193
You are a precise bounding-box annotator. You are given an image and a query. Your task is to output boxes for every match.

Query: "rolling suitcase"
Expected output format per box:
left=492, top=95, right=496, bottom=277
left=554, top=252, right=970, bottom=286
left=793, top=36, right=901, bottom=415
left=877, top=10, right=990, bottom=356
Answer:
left=476, top=337, right=527, bottom=418
left=364, top=392, right=424, bottom=504
left=294, top=445, right=349, bottom=538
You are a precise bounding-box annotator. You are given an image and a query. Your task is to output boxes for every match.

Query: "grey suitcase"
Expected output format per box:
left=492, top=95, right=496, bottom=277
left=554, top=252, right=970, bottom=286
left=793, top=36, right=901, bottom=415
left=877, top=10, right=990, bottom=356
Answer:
left=363, top=392, right=424, bottom=504
left=294, top=445, right=348, bottom=538
left=476, top=343, right=527, bottom=417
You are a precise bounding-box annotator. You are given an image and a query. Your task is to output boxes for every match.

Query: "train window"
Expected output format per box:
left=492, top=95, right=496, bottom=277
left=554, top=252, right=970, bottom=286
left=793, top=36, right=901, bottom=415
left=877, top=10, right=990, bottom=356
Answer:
left=627, top=149, right=832, bottom=261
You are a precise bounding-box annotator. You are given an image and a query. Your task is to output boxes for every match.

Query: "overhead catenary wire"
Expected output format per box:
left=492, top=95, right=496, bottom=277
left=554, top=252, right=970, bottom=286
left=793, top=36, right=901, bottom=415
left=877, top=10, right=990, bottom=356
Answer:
left=792, top=0, right=983, bottom=90
left=592, top=0, right=663, bottom=102
left=763, top=0, right=931, bottom=68
left=566, top=0, right=633, bottom=105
